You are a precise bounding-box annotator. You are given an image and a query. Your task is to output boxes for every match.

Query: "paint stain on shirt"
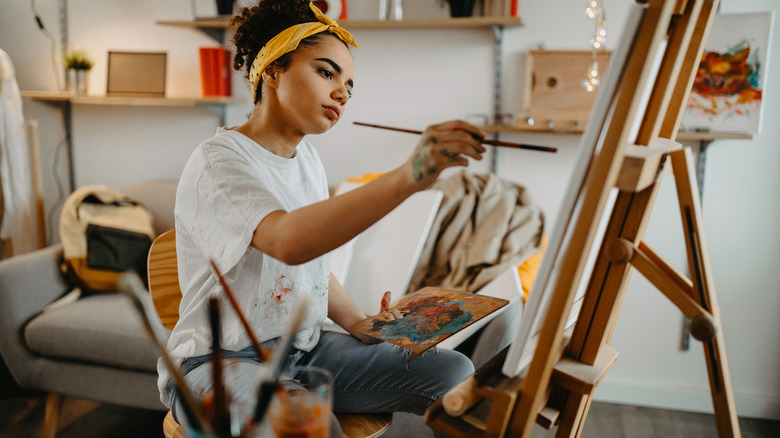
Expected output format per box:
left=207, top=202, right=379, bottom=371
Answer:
left=272, top=273, right=294, bottom=303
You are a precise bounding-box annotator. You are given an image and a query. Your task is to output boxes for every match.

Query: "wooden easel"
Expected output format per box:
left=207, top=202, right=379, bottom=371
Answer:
left=426, top=0, right=741, bottom=436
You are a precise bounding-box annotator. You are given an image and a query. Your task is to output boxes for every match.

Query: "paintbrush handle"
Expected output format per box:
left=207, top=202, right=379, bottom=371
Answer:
left=208, top=297, right=231, bottom=438
left=210, top=260, right=271, bottom=363
left=353, top=121, right=423, bottom=135
left=353, top=121, right=557, bottom=153
left=118, top=273, right=213, bottom=435
left=480, top=138, right=558, bottom=153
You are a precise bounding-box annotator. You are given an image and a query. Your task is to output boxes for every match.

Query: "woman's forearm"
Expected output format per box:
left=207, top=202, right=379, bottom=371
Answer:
left=252, top=167, right=416, bottom=265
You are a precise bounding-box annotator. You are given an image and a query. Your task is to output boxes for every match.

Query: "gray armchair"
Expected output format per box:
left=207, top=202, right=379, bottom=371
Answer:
left=0, top=180, right=177, bottom=436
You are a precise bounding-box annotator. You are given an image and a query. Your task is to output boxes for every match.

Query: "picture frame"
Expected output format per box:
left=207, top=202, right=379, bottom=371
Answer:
left=106, top=51, right=167, bottom=97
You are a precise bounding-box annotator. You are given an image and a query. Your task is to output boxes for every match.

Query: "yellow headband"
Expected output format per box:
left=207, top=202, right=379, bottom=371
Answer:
left=248, top=2, right=360, bottom=102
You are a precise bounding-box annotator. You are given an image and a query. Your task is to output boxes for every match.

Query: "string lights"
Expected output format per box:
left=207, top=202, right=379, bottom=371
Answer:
left=583, top=0, right=606, bottom=92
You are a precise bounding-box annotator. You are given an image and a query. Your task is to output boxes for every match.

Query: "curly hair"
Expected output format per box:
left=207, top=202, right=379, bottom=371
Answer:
left=231, top=0, right=324, bottom=103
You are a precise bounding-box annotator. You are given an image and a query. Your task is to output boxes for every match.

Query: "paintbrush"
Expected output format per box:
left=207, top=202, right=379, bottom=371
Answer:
left=210, top=259, right=271, bottom=363
left=208, top=296, right=231, bottom=438
left=353, top=121, right=558, bottom=153
left=243, top=297, right=310, bottom=435
left=117, top=272, right=213, bottom=435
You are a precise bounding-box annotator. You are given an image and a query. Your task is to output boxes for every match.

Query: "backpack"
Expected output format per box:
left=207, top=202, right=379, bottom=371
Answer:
left=60, top=184, right=155, bottom=292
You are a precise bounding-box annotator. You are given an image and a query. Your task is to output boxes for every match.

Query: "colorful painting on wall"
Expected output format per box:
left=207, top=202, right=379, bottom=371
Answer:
left=680, top=11, right=775, bottom=135
left=350, top=287, right=509, bottom=360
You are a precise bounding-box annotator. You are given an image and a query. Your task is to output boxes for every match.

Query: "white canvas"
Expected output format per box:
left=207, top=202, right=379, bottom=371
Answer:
left=501, top=3, right=646, bottom=378
left=331, top=186, right=443, bottom=316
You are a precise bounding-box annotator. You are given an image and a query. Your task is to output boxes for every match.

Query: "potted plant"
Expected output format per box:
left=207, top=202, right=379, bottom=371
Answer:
left=63, top=49, right=93, bottom=95
left=215, top=0, right=235, bottom=16
left=439, top=0, right=476, bottom=17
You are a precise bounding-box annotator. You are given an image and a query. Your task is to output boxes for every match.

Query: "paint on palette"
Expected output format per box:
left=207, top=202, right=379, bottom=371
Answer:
left=370, top=299, right=470, bottom=344
left=351, top=287, right=509, bottom=360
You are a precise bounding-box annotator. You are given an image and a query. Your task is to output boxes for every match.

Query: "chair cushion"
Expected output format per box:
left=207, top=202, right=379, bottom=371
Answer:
left=24, top=293, right=163, bottom=372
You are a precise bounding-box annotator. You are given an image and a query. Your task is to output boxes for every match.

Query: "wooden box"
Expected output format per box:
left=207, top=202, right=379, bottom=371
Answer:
left=517, top=50, right=611, bottom=132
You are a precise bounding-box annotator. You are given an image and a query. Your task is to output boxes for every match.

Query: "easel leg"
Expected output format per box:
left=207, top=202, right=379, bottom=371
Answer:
left=553, top=392, right=593, bottom=438
left=550, top=186, right=661, bottom=438
left=671, top=148, right=740, bottom=437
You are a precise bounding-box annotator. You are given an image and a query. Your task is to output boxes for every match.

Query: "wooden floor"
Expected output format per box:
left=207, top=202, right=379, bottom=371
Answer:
left=529, top=403, right=780, bottom=438
left=0, top=394, right=778, bottom=437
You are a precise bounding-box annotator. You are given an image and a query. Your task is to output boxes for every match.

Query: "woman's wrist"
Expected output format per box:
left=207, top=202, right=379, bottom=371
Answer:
left=385, top=163, right=429, bottom=198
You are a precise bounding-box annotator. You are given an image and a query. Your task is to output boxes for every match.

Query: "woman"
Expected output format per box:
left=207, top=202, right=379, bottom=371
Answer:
left=160, top=0, right=486, bottom=435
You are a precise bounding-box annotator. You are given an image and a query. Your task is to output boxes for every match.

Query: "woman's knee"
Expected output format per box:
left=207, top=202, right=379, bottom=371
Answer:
left=436, top=348, right=475, bottom=389
left=411, top=348, right=474, bottom=398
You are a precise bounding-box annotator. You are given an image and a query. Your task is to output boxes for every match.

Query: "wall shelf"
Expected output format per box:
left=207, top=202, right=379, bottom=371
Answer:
left=481, top=123, right=754, bottom=142
left=20, top=91, right=242, bottom=107
left=481, top=123, right=584, bottom=135
left=675, top=131, right=753, bottom=141
left=156, top=16, right=524, bottom=31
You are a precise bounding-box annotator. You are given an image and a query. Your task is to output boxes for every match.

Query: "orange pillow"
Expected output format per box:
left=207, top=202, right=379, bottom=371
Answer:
left=345, top=172, right=386, bottom=184
left=333, top=172, right=386, bottom=195
left=517, top=233, right=548, bottom=302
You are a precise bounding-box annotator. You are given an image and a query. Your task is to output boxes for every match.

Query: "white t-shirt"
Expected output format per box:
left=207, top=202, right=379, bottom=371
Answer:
left=157, top=127, right=331, bottom=405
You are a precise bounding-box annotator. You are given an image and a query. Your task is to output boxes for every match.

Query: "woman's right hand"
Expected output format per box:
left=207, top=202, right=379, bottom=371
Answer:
left=402, top=120, right=487, bottom=190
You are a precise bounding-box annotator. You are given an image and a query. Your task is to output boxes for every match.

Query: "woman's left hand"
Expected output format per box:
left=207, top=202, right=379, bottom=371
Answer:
left=347, top=291, right=403, bottom=344
left=376, top=291, right=403, bottom=320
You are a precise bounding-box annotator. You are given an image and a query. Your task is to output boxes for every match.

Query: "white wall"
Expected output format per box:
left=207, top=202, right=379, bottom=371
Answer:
left=1, top=0, right=777, bottom=420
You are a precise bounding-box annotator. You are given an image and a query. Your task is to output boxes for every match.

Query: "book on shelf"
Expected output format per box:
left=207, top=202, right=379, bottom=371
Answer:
left=349, top=287, right=510, bottom=360
left=199, top=47, right=232, bottom=97
left=482, top=0, right=518, bottom=17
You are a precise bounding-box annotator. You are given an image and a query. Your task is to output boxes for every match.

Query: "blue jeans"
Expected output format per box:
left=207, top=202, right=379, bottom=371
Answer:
left=167, top=331, right=474, bottom=436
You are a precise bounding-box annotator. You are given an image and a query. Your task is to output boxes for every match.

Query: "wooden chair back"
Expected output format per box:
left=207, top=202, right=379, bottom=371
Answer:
left=147, top=229, right=181, bottom=330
